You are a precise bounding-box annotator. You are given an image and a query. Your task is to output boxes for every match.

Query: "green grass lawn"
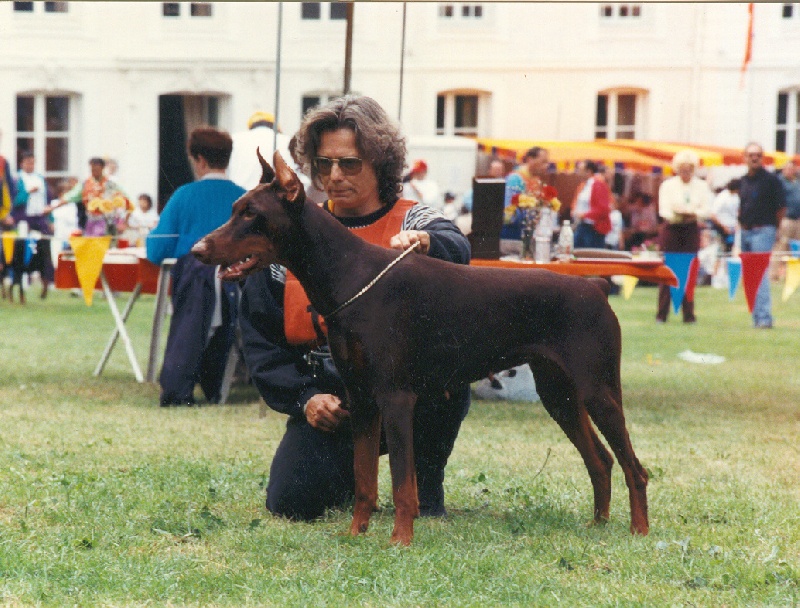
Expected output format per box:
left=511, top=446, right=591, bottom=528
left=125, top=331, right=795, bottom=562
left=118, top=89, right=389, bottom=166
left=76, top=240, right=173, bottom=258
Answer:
left=1, top=283, right=798, bottom=607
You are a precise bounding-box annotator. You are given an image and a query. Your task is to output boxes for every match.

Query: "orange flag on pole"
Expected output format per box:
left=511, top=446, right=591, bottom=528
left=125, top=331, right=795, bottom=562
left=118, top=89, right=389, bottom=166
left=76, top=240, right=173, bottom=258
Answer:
left=69, top=235, right=112, bottom=306
left=740, top=3, right=754, bottom=87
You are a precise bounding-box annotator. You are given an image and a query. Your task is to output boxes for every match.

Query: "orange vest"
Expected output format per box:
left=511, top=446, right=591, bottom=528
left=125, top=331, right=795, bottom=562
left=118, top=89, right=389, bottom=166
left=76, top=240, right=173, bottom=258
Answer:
left=284, top=199, right=416, bottom=346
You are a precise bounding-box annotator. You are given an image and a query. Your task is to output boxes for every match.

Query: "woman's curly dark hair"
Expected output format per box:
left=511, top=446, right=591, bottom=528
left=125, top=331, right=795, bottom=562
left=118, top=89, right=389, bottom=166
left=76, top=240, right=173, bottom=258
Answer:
left=294, top=95, right=407, bottom=205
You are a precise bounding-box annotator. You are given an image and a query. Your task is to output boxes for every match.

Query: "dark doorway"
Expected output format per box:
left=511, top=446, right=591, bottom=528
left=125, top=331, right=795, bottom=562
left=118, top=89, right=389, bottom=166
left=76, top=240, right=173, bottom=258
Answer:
left=157, top=93, right=224, bottom=212
left=158, top=95, right=194, bottom=213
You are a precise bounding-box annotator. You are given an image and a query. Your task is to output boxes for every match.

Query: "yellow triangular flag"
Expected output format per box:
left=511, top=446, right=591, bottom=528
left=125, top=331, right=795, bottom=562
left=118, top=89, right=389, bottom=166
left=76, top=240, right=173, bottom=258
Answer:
left=782, top=258, right=800, bottom=302
left=2, top=233, right=15, bottom=264
left=622, top=275, right=639, bottom=300
left=69, top=235, right=112, bottom=305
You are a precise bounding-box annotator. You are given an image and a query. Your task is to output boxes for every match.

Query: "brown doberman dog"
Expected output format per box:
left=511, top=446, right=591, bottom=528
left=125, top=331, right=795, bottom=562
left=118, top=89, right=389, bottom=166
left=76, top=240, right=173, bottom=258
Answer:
left=192, top=151, right=649, bottom=546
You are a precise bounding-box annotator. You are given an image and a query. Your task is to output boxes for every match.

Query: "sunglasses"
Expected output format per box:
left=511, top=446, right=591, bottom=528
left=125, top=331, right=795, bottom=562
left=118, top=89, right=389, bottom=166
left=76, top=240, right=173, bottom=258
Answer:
left=314, top=156, right=364, bottom=176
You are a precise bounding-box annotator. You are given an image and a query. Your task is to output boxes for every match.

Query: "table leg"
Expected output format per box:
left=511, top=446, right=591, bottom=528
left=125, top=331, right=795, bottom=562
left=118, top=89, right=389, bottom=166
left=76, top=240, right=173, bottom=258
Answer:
left=96, top=272, right=144, bottom=383
left=218, top=340, right=239, bottom=405
left=94, top=283, right=142, bottom=377
left=146, top=263, right=173, bottom=383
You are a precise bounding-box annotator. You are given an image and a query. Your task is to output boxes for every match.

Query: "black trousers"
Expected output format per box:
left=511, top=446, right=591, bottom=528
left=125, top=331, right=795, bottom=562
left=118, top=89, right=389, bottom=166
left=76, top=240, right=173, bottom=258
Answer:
left=657, top=222, right=699, bottom=323
left=10, top=215, right=54, bottom=285
left=159, top=254, right=237, bottom=405
left=266, top=385, right=471, bottom=521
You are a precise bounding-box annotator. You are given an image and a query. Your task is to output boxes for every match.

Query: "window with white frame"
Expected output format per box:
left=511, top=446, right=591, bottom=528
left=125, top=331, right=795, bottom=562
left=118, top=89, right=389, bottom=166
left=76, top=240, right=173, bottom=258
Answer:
left=13, top=1, right=68, bottom=13
left=162, top=2, right=213, bottom=18
left=16, top=94, right=76, bottom=188
left=776, top=90, right=800, bottom=153
left=438, top=3, right=484, bottom=20
left=599, top=3, right=642, bottom=20
left=436, top=92, right=488, bottom=137
left=595, top=91, right=643, bottom=140
left=301, top=2, right=348, bottom=21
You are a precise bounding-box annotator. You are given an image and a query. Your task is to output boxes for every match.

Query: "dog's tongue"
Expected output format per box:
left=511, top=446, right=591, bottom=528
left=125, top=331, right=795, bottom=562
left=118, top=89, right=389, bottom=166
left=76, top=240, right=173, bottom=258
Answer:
left=218, top=256, right=259, bottom=281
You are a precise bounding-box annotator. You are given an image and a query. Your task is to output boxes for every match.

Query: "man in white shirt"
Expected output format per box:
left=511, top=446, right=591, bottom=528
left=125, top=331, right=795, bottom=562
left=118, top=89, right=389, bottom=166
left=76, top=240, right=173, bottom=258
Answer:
left=228, top=111, right=294, bottom=191
left=710, top=178, right=740, bottom=252
left=16, top=152, right=49, bottom=220
left=14, top=152, right=54, bottom=298
left=403, top=160, right=442, bottom=210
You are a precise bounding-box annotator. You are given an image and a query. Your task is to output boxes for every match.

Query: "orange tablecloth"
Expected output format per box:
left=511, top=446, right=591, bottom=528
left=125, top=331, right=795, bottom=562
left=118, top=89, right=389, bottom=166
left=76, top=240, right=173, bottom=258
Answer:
left=470, top=258, right=678, bottom=287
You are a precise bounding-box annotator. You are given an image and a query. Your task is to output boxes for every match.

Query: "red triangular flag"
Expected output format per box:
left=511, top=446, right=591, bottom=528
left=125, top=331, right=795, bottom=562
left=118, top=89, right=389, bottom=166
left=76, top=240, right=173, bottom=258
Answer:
left=684, top=256, right=700, bottom=302
left=740, top=252, right=771, bottom=313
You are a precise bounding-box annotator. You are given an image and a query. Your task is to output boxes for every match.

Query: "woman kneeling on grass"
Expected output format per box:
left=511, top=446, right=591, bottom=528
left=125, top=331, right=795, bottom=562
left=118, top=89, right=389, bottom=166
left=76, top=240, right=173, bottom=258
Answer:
left=238, top=95, right=472, bottom=520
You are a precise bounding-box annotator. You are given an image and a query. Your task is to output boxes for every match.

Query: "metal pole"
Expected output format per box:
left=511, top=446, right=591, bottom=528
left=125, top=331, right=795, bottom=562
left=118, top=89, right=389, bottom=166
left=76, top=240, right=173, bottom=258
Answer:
left=274, top=2, right=283, bottom=152
left=344, top=2, right=354, bottom=94
left=398, top=2, right=407, bottom=122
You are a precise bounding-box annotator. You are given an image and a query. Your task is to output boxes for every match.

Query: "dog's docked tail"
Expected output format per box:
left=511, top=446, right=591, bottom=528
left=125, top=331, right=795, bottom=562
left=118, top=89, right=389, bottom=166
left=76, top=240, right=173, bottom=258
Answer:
left=589, top=277, right=612, bottom=299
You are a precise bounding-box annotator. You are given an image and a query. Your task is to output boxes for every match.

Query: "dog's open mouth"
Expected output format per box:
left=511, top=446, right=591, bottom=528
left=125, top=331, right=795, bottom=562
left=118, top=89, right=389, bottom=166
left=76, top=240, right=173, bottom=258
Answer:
left=218, top=255, right=260, bottom=281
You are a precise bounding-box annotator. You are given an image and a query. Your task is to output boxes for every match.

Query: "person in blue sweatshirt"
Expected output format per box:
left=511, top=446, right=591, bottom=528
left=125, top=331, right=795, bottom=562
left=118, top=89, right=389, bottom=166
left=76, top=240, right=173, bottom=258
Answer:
left=147, top=127, right=246, bottom=406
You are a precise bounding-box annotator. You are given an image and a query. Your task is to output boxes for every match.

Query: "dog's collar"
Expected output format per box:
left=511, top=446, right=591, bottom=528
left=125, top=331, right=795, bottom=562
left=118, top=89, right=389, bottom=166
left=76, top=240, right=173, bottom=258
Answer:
left=324, top=241, right=420, bottom=319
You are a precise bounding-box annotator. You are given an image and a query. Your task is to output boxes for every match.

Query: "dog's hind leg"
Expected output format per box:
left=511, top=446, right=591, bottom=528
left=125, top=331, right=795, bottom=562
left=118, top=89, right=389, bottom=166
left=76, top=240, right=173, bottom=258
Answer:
left=349, top=411, right=382, bottom=537
left=584, top=387, right=649, bottom=535
left=532, top=360, right=615, bottom=527
left=380, top=389, right=419, bottom=546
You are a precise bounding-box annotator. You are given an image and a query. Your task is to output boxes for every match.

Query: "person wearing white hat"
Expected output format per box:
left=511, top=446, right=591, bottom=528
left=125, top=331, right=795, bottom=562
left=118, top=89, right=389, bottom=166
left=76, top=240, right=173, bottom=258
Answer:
left=655, top=149, right=712, bottom=323
left=228, top=110, right=294, bottom=191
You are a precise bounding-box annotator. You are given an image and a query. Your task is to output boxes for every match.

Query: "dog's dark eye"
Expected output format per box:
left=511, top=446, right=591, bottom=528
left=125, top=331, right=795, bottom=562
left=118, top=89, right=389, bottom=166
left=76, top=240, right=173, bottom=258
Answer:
left=241, top=208, right=257, bottom=221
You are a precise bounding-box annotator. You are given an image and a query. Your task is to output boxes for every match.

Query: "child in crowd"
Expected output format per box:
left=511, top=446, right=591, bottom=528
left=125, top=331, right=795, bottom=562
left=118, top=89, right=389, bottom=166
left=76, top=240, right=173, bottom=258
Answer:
left=125, top=193, right=159, bottom=245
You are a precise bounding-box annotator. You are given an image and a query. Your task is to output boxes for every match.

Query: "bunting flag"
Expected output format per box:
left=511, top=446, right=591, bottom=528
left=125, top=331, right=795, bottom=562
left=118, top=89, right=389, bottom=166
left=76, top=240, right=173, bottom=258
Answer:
left=23, top=237, right=36, bottom=266
left=740, top=3, right=754, bottom=87
left=790, top=239, right=800, bottom=257
left=2, top=233, right=14, bottom=264
left=68, top=235, right=112, bottom=306
left=622, top=275, right=639, bottom=300
left=684, top=256, right=700, bottom=303
left=782, top=258, right=800, bottom=302
left=740, top=252, right=771, bottom=313
left=727, top=257, right=742, bottom=300
left=663, top=252, right=697, bottom=313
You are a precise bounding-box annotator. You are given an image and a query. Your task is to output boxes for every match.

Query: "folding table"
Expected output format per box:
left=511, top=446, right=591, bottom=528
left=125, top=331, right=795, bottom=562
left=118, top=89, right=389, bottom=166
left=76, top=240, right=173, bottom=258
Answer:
left=55, top=248, right=175, bottom=383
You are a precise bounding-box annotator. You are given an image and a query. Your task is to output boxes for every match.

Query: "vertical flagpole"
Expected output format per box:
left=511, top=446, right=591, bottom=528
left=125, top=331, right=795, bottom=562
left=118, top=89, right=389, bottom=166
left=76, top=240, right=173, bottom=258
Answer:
left=274, top=2, right=283, bottom=152
left=398, top=2, right=407, bottom=122
left=344, top=2, right=354, bottom=94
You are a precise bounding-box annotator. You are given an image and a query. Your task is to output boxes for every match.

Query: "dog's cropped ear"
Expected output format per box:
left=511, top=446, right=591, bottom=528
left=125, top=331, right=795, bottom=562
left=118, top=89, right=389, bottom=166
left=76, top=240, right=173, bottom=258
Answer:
left=273, top=150, right=305, bottom=206
left=257, top=148, right=276, bottom=184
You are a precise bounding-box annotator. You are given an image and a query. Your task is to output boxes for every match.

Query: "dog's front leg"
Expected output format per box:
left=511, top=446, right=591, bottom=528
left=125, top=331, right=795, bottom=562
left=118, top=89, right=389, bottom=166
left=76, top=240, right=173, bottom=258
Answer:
left=349, top=411, right=381, bottom=537
left=380, top=390, right=419, bottom=546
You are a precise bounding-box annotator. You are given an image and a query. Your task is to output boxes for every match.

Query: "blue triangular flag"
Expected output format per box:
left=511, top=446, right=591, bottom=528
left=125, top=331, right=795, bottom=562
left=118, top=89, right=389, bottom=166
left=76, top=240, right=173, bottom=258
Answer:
left=23, top=236, right=37, bottom=266
left=727, top=257, right=742, bottom=300
left=663, top=252, right=696, bottom=313
left=790, top=239, right=800, bottom=257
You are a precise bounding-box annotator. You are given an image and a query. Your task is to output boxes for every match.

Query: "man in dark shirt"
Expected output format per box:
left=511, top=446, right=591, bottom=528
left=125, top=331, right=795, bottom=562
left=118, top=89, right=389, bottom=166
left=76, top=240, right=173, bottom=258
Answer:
left=738, top=142, right=786, bottom=328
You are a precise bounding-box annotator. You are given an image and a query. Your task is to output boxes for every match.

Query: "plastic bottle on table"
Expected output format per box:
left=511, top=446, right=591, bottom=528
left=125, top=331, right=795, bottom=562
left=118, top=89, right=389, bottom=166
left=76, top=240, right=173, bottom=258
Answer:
left=557, top=220, right=574, bottom=261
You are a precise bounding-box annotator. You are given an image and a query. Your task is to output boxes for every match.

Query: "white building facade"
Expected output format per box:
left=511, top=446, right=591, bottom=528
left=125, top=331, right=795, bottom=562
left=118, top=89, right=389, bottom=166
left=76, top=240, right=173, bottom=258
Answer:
left=2, top=1, right=799, bottom=205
